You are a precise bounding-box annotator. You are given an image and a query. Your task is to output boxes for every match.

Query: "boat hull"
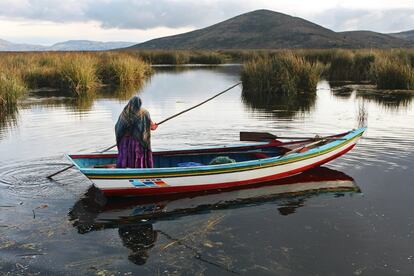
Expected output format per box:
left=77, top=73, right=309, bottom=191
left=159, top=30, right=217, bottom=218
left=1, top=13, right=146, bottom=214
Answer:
left=92, top=138, right=358, bottom=197
left=67, top=128, right=365, bottom=197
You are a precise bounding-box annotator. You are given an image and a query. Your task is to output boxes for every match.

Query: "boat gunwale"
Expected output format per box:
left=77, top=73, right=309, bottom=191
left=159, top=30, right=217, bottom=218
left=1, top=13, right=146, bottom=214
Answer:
left=66, top=128, right=365, bottom=178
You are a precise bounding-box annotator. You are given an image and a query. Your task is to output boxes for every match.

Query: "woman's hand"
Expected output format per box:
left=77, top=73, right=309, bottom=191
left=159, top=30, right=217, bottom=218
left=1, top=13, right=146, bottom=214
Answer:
left=150, top=121, right=158, bottom=130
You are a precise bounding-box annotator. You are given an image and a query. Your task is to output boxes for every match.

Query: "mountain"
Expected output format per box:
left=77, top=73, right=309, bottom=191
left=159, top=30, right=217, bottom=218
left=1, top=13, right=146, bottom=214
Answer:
left=47, top=40, right=136, bottom=51
left=339, top=31, right=408, bottom=48
left=0, top=39, right=46, bottom=51
left=389, top=30, right=414, bottom=42
left=130, top=10, right=352, bottom=49
left=129, top=9, right=413, bottom=49
left=0, top=39, right=136, bottom=51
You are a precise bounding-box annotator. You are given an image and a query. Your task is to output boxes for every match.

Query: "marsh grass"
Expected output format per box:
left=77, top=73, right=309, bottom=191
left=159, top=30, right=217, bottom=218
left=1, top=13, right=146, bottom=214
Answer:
left=133, top=50, right=228, bottom=64
left=373, top=57, right=414, bottom=90
left=241, top=52, right=323, bottom=101
left=0, top=52, right=153, bottom=103
left=0, top=70, right=27, bottom=107
left=242, top=49, right=414, bottom=97
left=137, top=51, right=190, bottom=64
left=2, top=49, right=414, bottom=107
left=58, top=55, right=99, bottom=95
left=24, top=66, right=60, bottom=88
left=98, top=54, right=152, bottom=86
left=189, top=52, right=227, bottom=64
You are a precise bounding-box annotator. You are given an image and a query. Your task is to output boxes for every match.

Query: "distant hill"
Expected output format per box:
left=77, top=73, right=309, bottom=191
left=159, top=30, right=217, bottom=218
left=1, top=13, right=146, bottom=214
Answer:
left=129, top=9, right=413, bottom=49
left=389, top=30, right=414, bottom=42
left=0, top=39, right=136, bottom=51
left=47, top=40, right=136, bottom=51
left=339, top=31, right=408, bottom=48
left=0, top=39, right=46, bottom=51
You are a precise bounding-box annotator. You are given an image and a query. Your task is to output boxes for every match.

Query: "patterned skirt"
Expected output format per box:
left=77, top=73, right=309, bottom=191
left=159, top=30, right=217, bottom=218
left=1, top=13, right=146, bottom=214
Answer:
left=116, top=136, right=154, bottom=168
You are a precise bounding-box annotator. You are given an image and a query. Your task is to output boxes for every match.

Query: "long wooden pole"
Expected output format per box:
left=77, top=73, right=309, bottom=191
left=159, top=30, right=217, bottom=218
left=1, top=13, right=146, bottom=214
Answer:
left=100, top=82, right=242, bottom=153
left=157, top=82, right=241, bottom=125
left=47, top=164, right=74, bottom=179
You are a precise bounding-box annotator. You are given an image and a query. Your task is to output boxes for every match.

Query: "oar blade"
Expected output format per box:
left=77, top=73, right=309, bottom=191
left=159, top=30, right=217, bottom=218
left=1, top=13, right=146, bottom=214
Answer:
left=240, top=131, right=277, bottom=141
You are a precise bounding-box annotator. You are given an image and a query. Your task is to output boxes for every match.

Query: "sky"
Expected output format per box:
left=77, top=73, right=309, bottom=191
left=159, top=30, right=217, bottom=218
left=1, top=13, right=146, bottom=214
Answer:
left=0, top=0, right=413, bottom=45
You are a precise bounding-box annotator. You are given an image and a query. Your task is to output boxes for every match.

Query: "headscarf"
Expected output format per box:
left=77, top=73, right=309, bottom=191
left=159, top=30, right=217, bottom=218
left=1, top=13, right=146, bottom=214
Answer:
left=115, top=96, right=152, bottom=149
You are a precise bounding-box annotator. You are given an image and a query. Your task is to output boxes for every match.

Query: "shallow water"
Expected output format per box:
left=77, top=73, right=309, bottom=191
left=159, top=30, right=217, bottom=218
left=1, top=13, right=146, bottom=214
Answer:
left=1, top=65, right=414, bottom=275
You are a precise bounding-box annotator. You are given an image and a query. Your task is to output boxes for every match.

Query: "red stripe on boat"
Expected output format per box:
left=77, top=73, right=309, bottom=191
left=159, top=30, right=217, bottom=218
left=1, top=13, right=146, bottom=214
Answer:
left=101, top=143, right=356, bottom=197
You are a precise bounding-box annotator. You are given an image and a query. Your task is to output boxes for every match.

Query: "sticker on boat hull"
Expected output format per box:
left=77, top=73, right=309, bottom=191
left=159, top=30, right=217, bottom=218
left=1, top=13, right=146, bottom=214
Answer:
left=129, top=179, right=168, bottom=188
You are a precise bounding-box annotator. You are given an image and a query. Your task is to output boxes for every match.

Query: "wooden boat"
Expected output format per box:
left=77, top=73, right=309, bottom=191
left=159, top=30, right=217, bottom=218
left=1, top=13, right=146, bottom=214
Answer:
left=66, top=127, right=366, bottom=197
left=70, top=167, right=360, bottom=233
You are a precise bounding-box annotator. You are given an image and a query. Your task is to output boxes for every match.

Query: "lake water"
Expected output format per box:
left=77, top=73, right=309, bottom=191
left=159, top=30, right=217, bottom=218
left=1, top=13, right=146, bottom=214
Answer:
left=1, top=65, right=414, bottom=275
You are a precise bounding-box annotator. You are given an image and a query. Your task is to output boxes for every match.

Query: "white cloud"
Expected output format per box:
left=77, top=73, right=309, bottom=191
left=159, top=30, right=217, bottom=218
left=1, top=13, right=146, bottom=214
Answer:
left=0, top=18, right=193, bottom=45
left=0, top=0, right=413, bottom=44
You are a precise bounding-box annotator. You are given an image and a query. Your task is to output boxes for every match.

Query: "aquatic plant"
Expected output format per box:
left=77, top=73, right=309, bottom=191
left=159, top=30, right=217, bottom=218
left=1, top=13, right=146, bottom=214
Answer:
left=137, top=51, right=190, bottom=65
left=98, top=54, right=152, bottom=86
left=0, top=52, right=153, bottom=98
left=241, top=52, right=323, bottom=101
left=373, top=57, right=414, bottom=90
left=189, top=52, right=227, bottom=64
left=352, top=52, right=376, bottom=82
left=24, top=66, right=60, bottom=89
left=326, top=50, right=355, bottom=81
left=57, top=54, right=99, bottom=95
left=0, top=70, right=26, bottom=106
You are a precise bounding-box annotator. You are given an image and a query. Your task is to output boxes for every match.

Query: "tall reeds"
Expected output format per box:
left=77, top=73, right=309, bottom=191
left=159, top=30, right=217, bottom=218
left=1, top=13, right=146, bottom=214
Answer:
left=373, top=57, right=414, bottom=90
left=241, top=52, right=323, bottom=100
left=98, top=54, right=152, bottom=86
left=133, top=50, right=228, bottom=64
left=58, top=55, right=99, bottom=95
left=0, top=52, right=153, bottom=103
left=0, top=71, right=27, bottom=106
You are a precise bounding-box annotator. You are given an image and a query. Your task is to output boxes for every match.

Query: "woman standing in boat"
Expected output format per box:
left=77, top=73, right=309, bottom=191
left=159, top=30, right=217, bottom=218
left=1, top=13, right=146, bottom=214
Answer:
left=115, top=96, right=157, bottom=168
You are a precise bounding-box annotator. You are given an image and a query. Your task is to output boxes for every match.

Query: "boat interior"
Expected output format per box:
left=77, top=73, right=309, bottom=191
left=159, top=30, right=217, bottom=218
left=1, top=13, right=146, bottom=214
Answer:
left=69, top=137, right=338, bottom=169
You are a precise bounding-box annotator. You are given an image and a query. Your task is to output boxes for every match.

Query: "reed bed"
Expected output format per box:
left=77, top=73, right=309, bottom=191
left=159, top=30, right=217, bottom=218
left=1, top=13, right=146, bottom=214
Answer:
left=0, top=52, right=153, bottom=103
left=0, top=71, right=27, bottom=107
left=242, top=49, right=414, bottom=99
left=0, top=56, right=27, bottom=107
left=2, top=49, right=414, bottom=109
left=373, top=57, right=414, bottom=90
left=98, top=54, right=152, bottom=86
left=129, top=50, right=228, bottom=64
left=241, top=52, right=323, bottom=101
left=58, top=55, right=99, bottom=95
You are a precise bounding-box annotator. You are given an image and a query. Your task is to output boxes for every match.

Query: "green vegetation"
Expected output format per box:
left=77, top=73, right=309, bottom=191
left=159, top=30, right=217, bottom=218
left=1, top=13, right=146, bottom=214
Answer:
left=0, top=69, right=26, bottom=107
left=241, top=49, right=414, bottom=98
left=58, top=55, right=99, bottom=95
left=98, top=54, right=152, bottom=86
left=2, top=48, right=414, bottom=110
left=373, top=56, right=414, bottom=90
left=0, top=52, right=152, bottom=105
left=241, top=52, right=323, bottom=101
left=131, top=50, right=228, bottom=64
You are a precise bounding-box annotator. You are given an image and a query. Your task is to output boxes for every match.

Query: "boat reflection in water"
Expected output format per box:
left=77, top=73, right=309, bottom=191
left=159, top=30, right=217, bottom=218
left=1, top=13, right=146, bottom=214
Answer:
left=69, top=167, right=360, bottom=265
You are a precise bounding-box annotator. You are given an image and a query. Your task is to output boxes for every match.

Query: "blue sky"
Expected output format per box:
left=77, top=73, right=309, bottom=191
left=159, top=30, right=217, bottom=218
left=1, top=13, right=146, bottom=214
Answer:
left=0, top=0, right=413, bottom=45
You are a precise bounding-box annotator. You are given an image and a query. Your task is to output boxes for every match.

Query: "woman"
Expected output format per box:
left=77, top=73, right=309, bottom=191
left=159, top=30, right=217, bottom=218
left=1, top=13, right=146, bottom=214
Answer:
left=115, top=96, right=157, bottom=168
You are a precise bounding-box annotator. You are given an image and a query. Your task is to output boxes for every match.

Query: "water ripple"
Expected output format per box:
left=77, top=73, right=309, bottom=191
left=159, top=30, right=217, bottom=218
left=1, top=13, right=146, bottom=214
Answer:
left=0, top=156, right=91, bottom=199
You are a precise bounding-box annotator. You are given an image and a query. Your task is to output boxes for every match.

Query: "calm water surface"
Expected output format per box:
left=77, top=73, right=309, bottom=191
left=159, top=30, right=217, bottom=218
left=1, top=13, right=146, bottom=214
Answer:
left=1, top=65, right=414, bottom=275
